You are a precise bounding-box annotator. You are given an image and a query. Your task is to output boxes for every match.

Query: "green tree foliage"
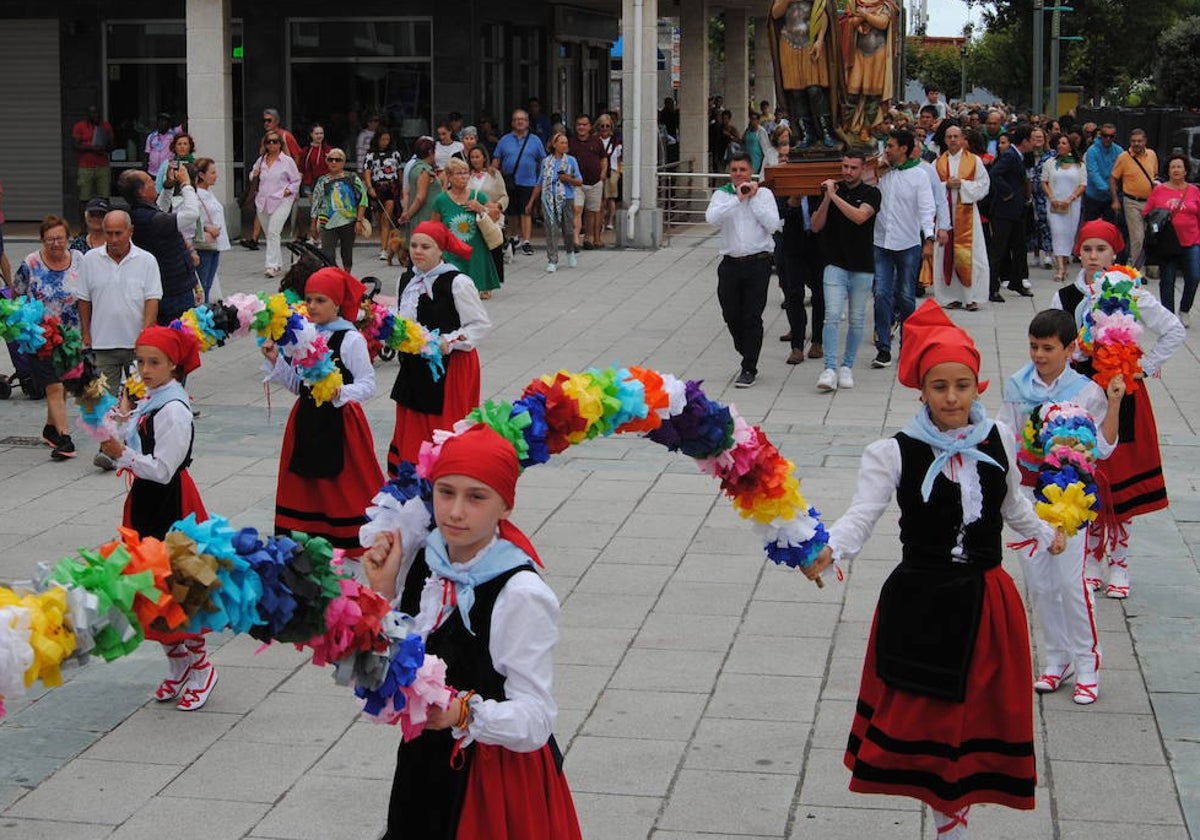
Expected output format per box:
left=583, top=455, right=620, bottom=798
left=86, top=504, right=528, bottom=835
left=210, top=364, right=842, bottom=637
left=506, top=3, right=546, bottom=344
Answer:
left=906, top=37, right=964, bottom=99
left=1155, top=16, right=1200, bottom=108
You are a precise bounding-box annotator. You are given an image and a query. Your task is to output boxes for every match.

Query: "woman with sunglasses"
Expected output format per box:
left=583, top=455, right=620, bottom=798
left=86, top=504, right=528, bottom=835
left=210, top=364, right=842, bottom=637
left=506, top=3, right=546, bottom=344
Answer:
left=250, top=131, right=300, bottom=278
left=310, top=148, right=369, bottom=271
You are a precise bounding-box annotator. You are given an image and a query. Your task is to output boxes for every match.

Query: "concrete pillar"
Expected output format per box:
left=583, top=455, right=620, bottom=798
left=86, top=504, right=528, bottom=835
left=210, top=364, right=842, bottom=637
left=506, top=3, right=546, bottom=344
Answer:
left=678, top=0, right=710, bottom=174
left=186, top=0, right=237, bottom=233
left=617, top=0, right=663, bottom=249
left=752, top=17, right=776, bottom=113
left=724, top=8, right=750, bottom=125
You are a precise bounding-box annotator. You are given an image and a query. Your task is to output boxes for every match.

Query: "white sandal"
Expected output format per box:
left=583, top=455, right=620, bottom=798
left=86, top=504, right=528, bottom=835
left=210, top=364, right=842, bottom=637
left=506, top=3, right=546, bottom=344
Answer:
left=176, top=639, right=219, bottom=711
left=1033, top=662, right=1074, bottom=694
left=154, top=642, right=194, bottom=702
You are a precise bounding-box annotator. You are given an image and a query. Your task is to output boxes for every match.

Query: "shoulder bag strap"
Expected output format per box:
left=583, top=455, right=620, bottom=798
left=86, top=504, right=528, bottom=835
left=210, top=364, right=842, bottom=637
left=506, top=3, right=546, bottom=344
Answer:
left=1130, top=154, right=1156, bottom=192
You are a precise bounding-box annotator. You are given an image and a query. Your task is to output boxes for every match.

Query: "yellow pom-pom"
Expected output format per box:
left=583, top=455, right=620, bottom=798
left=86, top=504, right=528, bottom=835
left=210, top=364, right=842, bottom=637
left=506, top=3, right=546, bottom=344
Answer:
left=309, top=370, right=344, bottom=407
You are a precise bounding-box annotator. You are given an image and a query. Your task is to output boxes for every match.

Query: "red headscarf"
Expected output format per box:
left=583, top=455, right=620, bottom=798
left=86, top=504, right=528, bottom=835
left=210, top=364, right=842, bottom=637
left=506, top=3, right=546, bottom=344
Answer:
left=135, top=326, right=202, bottom=374
left=429, top=424, right=542, bottom=566
left=898, top=299, right=986, bottom=391
left=412, top=219, right=473, bottom=261
left=305, top=266, right=366, bottom=323
left=1074, top=219, right=1125, bottom=257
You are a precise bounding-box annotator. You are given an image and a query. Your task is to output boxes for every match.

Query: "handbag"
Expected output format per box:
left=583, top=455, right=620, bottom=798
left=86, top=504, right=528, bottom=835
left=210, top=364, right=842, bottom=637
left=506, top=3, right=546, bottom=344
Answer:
left=1145, top=207, right=1182, bottom=259
left=477, top=209, right=504, bottom=249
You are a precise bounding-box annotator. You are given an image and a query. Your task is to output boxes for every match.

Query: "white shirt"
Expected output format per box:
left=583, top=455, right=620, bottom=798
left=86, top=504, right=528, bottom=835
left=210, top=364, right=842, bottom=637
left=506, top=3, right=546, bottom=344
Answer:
left=396, top=270, right=493, bottom=351
left=76, top=244, right=163, bottom=350
left=918, top=159, right=950, bottom=232
left=195, top=187, right=231, bottom=251
left=434, top=141, right=465, bottom=171
left=263, top=327, right=375, bottom=409
left=873, top=164, right=936, bottom=250
left=994, top=369, right=1116, bottom=459
left=115, top=392, right=193, bottom=483
left=827, top=421, right=1055, bottom=564
left=704, top=185, right=782, bottom=256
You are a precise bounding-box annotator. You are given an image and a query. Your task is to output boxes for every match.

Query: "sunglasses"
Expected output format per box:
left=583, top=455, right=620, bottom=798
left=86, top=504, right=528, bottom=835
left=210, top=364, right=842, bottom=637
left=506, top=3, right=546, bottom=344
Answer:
left=1101, top=133, right=1116, bottom=139
left=326, top=156, right=345, bottom=162
left=266, top=138, right=281, bottom=144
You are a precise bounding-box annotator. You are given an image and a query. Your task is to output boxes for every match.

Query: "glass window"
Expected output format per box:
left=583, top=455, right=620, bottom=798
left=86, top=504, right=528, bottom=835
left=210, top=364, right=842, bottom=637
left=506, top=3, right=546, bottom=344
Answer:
left=289, top=20, right=432, bottom=59
left=105, top=21, right=186, bottom=59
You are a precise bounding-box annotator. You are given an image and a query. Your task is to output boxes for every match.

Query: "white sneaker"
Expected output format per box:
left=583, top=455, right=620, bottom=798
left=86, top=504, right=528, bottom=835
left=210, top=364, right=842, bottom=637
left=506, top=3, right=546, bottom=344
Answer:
left=1042, top=255, right=1054, bottom=269
left=545, top=262, right=557, bottom=273
left=378, top=250, right=387, bottom=260
left=817, top=368, right=838, bottom=392
left=567, top=252, right=578, bottom=268
left=837, top=366, right=855, bottom=389
left=1181, top=311, right=1191, bottom=328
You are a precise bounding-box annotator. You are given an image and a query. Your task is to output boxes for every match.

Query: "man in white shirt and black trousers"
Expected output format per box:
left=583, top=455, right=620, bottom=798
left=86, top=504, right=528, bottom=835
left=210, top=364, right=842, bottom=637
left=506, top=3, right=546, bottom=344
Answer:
left=705, top=152, right=783, bottom=388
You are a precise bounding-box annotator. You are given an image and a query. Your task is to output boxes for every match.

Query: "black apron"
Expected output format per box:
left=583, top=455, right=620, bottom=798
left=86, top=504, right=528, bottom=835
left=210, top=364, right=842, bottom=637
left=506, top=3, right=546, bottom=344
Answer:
left=288, top=329, right=352, bottom=479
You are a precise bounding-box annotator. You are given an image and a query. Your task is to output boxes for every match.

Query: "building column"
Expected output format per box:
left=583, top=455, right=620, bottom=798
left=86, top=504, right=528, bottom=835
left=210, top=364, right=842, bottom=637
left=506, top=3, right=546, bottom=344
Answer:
left=752, top=17, right=776, bottom=113
left=617, top=0, right=662, bottom=248
left=678, top=0, right=710, bottom=174
left=724, top=8, right=749, bottom=123
left=186, top=0, right=236, bottom=233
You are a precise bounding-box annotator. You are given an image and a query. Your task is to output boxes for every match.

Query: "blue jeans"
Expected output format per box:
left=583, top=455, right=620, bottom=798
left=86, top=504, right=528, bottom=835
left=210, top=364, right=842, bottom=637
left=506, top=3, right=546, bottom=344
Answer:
left=823, top=264, right=874, bottom=369
left=196, top=250, right=221, bottom=301
left=1158, top=243, right=1200, bottom=314
left=873, top=244, right=922, bottom=353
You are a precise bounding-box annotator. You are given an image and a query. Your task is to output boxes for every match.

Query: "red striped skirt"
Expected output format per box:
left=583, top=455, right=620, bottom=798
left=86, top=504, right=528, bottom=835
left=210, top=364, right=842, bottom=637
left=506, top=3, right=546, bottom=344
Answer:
left=844, top=565, right=1036, bottom=812
left=1098, top=385, right=1167, bottom=521
left=387, top=349, right=481, bottom=476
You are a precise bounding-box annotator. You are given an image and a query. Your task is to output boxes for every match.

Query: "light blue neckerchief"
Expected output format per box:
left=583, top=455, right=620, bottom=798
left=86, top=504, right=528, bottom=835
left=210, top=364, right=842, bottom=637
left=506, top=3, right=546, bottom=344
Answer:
left=318, top=318, right=354, bottom=334
left=900, top=400, right=1000, bottom=502
left=397, top=261, right=460, bottom=320
left=1004, top=363, right=1091, bottom=416
left=125, top=380, right=189, bottom=450
left=423, top=530, right=535, bottom=635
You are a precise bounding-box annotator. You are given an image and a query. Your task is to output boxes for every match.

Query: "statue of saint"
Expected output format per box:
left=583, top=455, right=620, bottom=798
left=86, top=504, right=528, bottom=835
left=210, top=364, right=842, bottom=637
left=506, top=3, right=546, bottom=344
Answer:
left=840, top=0, right=899, bottom=142
left=770, top=0, right=839, bottom=150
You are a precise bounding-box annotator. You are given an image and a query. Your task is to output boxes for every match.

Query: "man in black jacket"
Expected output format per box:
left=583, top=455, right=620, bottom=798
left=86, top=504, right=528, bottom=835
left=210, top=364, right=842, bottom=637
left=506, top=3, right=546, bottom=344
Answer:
left=986, top=123, right=1035, bottom=302
left=116, top=168, right=199, bottom=323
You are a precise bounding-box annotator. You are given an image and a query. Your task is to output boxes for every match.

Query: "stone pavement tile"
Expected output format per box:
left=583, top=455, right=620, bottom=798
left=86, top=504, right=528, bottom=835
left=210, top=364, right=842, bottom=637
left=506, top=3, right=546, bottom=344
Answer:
left=654, top=580, right=755, bottom=616
left=786, top=805, right=921, bottom=838
left=534, top=519, right=621, bottom=549
left=557, top=625, right=638, bottom=667
left=276, top=660, right=350, bottom=697
left=0, top=725, right=97, bottom=762
left=6, top=656, right=161, bottom=735
left=108, top=796, right=269, bottom=840
left=0, top=785, right=24, bottom=810
left=226, top=690, right=358, bottom=747
left=609, top=648, right=726, bottom=694
left=556, top=707, right=587, bottom=745
left=212, top=633, right=311, bottom=669
left=798, top=746, right=921, bottom=812
left=183, top=664, right=291, bottom=716
left=1166, top=739, right=1200, bottom=838
left=1138, top=649, right=1200, bottom=694
left=1058, top=821, right=1189, bottom=840
left=0, top=817, right=111, bottom=839
left=5, top=757, right=178, bottom=824
left=565, top=735, right=685, bottom=796
left=568, top=477, right=651, bottom=503
left=724, top=634, right=831, bottom=678
left=1095, top=628, right=1137, bottom=671
left=250, top=775, right=390, bottom=840
left=1151, top=692, right=1200, bottom=742
left=634, top=491, right=717, bottom=516
left=571, top=792, right=660, bottom=840
left=1050, top=759, right=1184, bottom=824
left=556, top=664, right=615, bottom=711
left=632, top=611, right=739, bottom=652
left=658, top=768, right=796, bottom=837
left=616, top=512, right=705, bottom=541
left=821, top=657, right=865, bottom=702
left=537, top=546, right=599, bottom=578
left=684, top=717, right=809, bottom=776
left=966, top=794, right=1055, bottom=839
left=553, top=498, right=638, bottom=524
left=673, top=551, right=765, bottom=585
left=559, top=592, right=656, bottom=628
left=741, top=601, right=842, bottom=639
left=309, top=720, right=398, bottom=780
left=575, top=562, right=673, bottom=595
left=810, top=699, right=856, bottom=750
left=580, top=689, right=708, bottom=741
left=0, top=755, right=65, bottom=791
left=1034, top=667, right=1153, bottom=715
left=707, top=673, right=821, bottom=722
left=82, top=707, right=240, bottom=765
left=693, top=526, right=771, bottom=556
left=597, top=535, right=690, bottom=566
left=162, top=740, right=326, bottom=803
left=1042, top=710, right=1166, bottom=765
left=753, top=566, right=837, bottom=604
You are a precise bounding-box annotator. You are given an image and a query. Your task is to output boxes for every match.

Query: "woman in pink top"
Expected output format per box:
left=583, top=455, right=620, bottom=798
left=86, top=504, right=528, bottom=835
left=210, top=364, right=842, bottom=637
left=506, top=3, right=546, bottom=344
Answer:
left=1144, top=153, right=1200, bottom=325
left=251, top=130, right=301, bottom=278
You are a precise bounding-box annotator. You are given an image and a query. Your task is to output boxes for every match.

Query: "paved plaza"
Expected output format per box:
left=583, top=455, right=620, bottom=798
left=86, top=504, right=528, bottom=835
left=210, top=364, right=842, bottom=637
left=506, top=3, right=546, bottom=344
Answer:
left=0, top=232, right=1198, bottom=839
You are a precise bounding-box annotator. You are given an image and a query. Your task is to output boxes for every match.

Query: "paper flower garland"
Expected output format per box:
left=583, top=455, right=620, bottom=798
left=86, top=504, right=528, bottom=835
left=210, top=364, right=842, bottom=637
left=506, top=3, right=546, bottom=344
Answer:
left=1077, top=266, right=1144, bottom=394
left=1020, top=402, right=1101, bottom=536
left=0, top=295, right=85, bottom=379
left=0, top=517, right=452, bottom=736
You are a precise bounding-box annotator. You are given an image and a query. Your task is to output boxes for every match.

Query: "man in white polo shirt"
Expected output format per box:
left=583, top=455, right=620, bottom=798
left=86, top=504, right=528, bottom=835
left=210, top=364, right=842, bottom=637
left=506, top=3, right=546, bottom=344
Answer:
left=705, top=151, right=783, bottom=388
left=76, top=209, right=162, bottom=469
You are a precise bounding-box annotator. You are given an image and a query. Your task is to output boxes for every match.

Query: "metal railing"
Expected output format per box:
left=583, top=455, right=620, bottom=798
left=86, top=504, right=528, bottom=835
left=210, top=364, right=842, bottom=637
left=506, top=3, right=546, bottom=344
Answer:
left=656, top=158, right=732, bottom=247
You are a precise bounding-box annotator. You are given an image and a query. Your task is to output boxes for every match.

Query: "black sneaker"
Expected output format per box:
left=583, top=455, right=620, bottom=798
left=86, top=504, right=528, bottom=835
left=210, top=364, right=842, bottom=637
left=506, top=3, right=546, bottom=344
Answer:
left=50, top=434, right=77, bottom=461
left=734, top=370, right=756, bottom=388
left=520, top=241, right=534, bottom=256
left=41, top=424, right=61, bottom=448
left=871, top=350, right=892, bottom=369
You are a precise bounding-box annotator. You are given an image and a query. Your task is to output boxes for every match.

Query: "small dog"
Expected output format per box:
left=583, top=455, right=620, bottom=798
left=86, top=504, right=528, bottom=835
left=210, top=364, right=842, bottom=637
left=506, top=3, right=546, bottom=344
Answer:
left=384, top=231, right=409, bottom=267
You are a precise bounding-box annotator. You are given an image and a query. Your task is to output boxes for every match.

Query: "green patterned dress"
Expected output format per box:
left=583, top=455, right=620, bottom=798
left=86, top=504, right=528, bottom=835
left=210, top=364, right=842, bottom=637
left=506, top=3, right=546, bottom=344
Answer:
left=432, top=189, right=501, bottom=292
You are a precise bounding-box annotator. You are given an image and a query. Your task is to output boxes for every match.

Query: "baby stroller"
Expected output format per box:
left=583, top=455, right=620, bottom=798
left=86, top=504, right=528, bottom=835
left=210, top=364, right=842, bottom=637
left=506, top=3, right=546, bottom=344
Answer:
left=0, top=289, right=44, bottom=400
left=277, top=241, right=394, bottom=363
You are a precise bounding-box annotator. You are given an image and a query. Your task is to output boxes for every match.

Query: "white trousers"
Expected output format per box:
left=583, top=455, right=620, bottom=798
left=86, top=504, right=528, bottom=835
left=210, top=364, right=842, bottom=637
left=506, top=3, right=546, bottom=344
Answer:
left=258, top=196, right=295, bottom=271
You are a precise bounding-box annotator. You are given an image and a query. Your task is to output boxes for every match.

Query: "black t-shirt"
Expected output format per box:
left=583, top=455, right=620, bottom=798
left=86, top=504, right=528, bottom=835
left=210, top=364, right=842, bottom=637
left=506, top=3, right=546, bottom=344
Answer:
left=820, top=181, right=881, bottom=273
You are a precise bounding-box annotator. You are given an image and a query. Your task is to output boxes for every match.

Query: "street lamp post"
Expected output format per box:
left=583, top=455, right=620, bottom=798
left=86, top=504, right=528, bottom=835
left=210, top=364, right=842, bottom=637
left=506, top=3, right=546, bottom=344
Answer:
left=1032, top=0, right=1044, bottom=115
left=1046, top=6, right=1079, bottom=118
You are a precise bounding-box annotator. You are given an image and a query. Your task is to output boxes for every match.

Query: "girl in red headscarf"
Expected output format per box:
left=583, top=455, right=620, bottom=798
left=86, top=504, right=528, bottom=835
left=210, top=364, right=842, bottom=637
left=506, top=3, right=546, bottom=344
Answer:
left=99, top=325, right=217, bottom=711
left=805, top=301, right=1065, bottom=840
left=362, top=424, right=582, bottom=840
left=387, top=220, right=492, bottom=476
left=1050, top=220, right=1185, bottom=599
left=262, top=266, right=384, bottom=557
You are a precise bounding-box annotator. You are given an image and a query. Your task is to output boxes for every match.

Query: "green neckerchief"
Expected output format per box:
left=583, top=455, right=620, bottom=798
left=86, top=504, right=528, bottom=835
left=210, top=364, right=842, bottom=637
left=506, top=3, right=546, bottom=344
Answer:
left=896, top=158, right=920, bottom=171
left=1056, top=155, right=1077, bottom=167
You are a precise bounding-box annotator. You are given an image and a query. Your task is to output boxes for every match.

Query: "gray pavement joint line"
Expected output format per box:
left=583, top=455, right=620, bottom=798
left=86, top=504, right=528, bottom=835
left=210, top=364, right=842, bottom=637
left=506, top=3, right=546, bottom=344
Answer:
left=1159, top=341, right=1200, bottom=437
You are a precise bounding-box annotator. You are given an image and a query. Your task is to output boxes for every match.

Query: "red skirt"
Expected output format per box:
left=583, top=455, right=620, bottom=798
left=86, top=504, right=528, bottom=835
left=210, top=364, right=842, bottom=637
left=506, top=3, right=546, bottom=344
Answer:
left=387, top=349, right=481, bottom=476
left=275, top=401, right=383, bottom=558
left=1097, top=385, right=1167, bottom=521
left=456, top=742, right=582, bottom=840
left=844, top=565, right=1036, bottom=812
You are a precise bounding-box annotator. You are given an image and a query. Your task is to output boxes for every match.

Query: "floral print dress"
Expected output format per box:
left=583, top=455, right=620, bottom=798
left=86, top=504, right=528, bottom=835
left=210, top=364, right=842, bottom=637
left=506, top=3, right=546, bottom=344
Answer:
left=432, top=190, right=501, bottom=292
